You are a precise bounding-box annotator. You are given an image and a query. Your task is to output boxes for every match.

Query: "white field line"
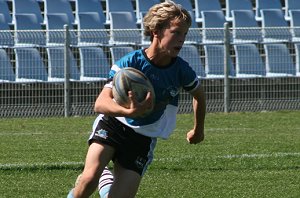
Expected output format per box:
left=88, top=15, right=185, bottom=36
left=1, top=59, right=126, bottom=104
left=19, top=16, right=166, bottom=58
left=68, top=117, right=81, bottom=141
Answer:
left=0, top=161, right=84, bottom=169
left=173, top=128, right=254, bottom=133
left=218, top=152, right=300, bottom=159
left=0, top=132, right=43, bottom=136
left=1, top=152, right=299, bottom=169
left=154, top=152, right=300, bottom=162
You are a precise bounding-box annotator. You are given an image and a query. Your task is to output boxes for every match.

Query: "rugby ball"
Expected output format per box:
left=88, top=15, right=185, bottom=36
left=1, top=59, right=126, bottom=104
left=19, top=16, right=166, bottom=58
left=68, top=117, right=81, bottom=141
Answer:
left=112, top=67, right=155, bottom=110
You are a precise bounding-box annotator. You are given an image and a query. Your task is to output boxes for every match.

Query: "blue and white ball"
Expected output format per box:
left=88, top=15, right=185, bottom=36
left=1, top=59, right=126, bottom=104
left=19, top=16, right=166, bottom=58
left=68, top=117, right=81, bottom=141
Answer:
left=112, top=67, right=155, bottom=110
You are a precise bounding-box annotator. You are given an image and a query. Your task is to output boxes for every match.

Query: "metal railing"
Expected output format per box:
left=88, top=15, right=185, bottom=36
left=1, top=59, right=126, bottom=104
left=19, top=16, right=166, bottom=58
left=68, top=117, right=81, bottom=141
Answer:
left=0, top=26, right=300, bottom=117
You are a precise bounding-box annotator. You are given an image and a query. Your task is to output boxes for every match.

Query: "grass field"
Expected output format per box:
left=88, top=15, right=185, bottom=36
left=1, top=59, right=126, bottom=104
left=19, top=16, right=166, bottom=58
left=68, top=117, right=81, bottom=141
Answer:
left=0, top=111, right=299, bottom=197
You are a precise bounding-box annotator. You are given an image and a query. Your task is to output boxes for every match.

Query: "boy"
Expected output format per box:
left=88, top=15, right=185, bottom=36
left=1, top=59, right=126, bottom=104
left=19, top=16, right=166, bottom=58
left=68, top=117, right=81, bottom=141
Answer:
left=68, top=1, right=206, bottom=197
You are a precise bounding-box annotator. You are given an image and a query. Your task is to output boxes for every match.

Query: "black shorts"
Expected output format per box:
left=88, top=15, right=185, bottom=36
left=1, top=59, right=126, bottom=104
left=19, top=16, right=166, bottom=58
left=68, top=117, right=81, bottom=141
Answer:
left=89, top=115, right=157, bottom=176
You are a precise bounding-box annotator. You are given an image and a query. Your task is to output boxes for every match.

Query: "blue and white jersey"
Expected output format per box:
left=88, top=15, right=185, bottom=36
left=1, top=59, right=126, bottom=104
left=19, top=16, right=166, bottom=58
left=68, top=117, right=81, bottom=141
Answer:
left=104, top=49, right=200, bottom=139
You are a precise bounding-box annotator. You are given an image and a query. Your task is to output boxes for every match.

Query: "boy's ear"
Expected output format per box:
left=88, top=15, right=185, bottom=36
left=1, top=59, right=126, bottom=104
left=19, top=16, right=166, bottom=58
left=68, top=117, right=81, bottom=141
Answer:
left=153, top=30, right=162, bottom=38
left=152, top=31, right=158, bottom=37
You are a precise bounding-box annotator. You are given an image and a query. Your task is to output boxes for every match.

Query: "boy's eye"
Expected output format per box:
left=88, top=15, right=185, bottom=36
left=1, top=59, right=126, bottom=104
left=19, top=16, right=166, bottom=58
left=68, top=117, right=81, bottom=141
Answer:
left=172, top=31, right=181, bottom=35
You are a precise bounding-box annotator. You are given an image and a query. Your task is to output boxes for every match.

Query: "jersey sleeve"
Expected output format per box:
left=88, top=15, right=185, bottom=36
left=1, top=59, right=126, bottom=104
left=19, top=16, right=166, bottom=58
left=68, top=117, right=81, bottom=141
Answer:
left=180, top=60, right=200, bottom=93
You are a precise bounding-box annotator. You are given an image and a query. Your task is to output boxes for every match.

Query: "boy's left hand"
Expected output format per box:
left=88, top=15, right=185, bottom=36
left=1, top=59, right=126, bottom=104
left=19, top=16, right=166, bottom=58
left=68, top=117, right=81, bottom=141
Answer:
left=186, top=129, right=204, bottom=144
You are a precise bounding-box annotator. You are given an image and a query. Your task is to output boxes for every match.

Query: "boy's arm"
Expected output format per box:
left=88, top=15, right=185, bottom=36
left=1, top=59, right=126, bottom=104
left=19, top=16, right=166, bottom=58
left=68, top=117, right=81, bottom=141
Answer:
left=94, top=87, right=153, bottom=118
left=186, top=84, right=206, bottom=144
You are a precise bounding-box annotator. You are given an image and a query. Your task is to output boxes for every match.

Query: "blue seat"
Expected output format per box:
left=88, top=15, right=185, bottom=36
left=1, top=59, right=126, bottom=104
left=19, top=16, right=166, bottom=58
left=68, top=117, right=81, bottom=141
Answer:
left=46, top=13, right=77, bottom=46
left=47, top=47, right=80, bottom=81
left=264, top=44, right=296, bottom=77
left=285, top=0, right=300, bottom=20
left=0, top=49, right=15, bottom=82
left=77, top=12, right=109, bottom=46
left=12, top=0, right=43, bottom=25
left=294, top=43, right=300, bottom=76
left=0, top=14, right=14, bottom=47
left=110, top=46, right=134, bottom=65
left=75, top=0, right=105, bottom=25
left=289, top=10, right=300, bottom=42
left=173, top=0, right=194, bottom=13
left=195, top=0, right=222, bottom=23
left=225, top=0, right=253, bottom=21
left=261, top=9, right=292, bottom=43
left=135, top=0, right=159, bottom=23
left=232, top=10, right=262, bottom=43
left=138, top=10, right=200, bottom=46
left=179, top=45, right=206, bottom=78
left=185, top=11, right=202, bottom=45
left=0, top=0, right=12, bottom=25
left=139, top=10, right=201, bottom=46
left=105, top=0, right=135, bottom=24
left=201, top=11, right=226, bottom=44
left=204, top=45, right=235, bottom=78
left=255, top=0, right=283, bottom=20
left=234, top=44, right=266, bottom=78
left=79, top=47, right=110, bottom=81
left=14, top=48, right=48, bottom=82
left=109, top=12, right=141, bottom=45
left=140, top=12, right=151, bottom=46
left=44, top=0, right=75, bottom=24
left=14, top=14, right=46, bottom=47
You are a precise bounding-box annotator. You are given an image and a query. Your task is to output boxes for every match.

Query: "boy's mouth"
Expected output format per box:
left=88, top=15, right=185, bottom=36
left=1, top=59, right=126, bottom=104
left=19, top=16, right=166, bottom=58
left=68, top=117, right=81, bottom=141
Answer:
left=174, top=46, right=182, bottom=51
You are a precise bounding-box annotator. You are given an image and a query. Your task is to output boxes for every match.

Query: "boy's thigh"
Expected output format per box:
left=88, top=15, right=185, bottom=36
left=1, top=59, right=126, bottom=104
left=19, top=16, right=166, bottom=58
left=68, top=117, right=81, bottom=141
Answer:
left=109, top=161, right=142, bottom=198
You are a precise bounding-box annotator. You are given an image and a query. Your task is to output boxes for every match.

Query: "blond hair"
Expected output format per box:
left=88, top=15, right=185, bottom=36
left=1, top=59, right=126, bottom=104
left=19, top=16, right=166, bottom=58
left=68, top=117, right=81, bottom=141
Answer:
left=143, top=1, right=192, bottom=41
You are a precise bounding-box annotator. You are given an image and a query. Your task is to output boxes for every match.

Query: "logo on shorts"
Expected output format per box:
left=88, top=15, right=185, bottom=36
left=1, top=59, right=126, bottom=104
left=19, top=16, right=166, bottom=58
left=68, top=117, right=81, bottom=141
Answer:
left=135, top=156, right=147, bottom=170
left=95, top=129, right=108, bottom=139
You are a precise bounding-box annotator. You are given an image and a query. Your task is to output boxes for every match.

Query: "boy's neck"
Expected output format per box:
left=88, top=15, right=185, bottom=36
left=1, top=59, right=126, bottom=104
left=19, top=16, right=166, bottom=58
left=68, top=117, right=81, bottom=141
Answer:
left=145, top=44, right=173, bottom=67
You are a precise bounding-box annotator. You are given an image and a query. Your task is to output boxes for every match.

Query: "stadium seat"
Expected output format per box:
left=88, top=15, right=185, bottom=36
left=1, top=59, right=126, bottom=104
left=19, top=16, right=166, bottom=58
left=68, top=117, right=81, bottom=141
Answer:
left=140, top=12, right=151, bottom=46
left=231, top=10, right=262, bottom=43
left=255, top=0, right=283, bottom=20
left=234, top=44, right=266, bottom=78
left=46, top=13, right=77, bottom=46
left=204, top=44, right=235, bottom=78
left=225, top=0, right=253, bottom=21
left=135, top=0, right=159, bottom=24
left=12, top=0, right=43, bottom=25
left=110, top=46, right=134, bottom=65
left=139, top=10, right=202, bottom=46
left=0, top=14, right=14, bottom=47
left=194, top=0, right=223, bottom=23
left=109, top=12, right=141, bottom=45
left=79, top=47, right=110, bottom=81
left=14, top=48, right=48, bottom=82
left=139, top=10, right=201, bottom=46
left=289, top=10, right=300, bottom=42
left=172, top=0, right=194, bottom=13
left=75, top=0, right=106, bottom=25
left=264, top=44, right=296, bottom=77
left=285, top=0, right=300, bottom=20
left=172, top=0, right=200, bottom=43
left=179, top=45, right=206, bottom=78
left=47, top=47, right=80, bottom=81
left=261, top=9, right=292, bottom=43
left=14, top=14, right=46, bottom=47
left=0, top=0, right=12, bottom=25
left=105, top=0, right=135, bottom=24
left=77, top=12, right=109, bottom=46
left=294, top=43, right=300, bottom=76
left=44, top=0, right=75, bottom=24
left=201, top=11, right=226, bottom=44
left=0, top=49, right=15, bottom=82
left=185, top=11, right=202, bottom=45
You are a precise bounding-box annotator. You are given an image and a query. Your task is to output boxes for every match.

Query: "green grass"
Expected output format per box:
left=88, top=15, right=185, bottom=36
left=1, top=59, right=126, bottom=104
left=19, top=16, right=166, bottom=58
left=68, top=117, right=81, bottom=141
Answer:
left=0, top=111, right=300, bottom=197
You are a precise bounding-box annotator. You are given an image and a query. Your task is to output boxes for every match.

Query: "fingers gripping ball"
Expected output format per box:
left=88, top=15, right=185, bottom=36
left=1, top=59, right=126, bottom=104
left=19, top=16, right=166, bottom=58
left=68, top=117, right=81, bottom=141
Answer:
left=112, top=67, right=155, bottom=112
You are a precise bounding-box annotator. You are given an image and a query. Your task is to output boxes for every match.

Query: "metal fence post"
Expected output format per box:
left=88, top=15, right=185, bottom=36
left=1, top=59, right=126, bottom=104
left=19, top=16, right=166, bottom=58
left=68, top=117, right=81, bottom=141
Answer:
left=224, top=22, right=230, bottom=113
left=64, top=25, right=70, bottom=117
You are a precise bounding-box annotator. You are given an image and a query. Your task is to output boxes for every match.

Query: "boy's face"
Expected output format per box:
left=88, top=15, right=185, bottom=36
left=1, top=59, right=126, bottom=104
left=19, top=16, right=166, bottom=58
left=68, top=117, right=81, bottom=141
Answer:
left=157, top=19, right=190, bottom=57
